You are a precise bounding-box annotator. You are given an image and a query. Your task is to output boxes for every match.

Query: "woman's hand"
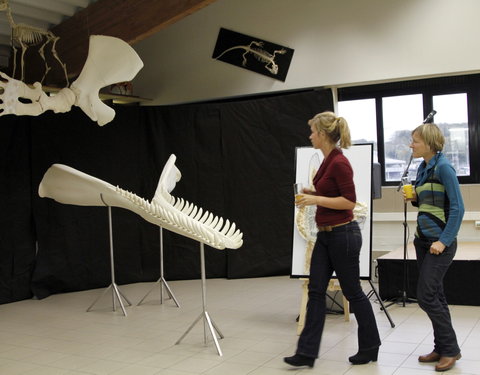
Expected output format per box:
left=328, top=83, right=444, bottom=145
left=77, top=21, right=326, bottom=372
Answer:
left=430, top=241, right=446, bottom=255
left=401, top=188, right=417, bottom=202
left=295, top=193, right=318, bottom=208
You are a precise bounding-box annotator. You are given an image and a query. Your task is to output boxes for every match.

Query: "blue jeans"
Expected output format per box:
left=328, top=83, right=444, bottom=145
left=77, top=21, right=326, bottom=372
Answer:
left=296, top=221, right=381, bottom=358
left=414, top=237, right=460, bottom=357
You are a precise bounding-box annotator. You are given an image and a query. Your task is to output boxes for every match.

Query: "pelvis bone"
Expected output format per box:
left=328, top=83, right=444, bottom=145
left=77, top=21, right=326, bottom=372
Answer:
left=38, top=155, right=243, bottom=250
left=0, top=35, right=143, bottom=126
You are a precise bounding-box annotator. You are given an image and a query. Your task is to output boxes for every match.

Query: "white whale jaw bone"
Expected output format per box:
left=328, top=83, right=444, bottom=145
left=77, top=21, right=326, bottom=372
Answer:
left=38, top=162, right=243, bottom=250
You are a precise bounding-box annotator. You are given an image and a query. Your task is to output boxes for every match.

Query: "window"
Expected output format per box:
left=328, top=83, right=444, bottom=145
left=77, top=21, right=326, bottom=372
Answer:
left=382, top=94, right=423, bottom=181
left=432, top=93, right=469, bottom=176
left=338, top=98, right=378, bottom=161
left=338, top=73, right=480, bottom=185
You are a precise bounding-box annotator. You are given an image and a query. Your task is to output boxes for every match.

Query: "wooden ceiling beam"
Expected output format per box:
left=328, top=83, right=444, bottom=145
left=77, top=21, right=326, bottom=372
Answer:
left=26, top=0, right=217, bottom=86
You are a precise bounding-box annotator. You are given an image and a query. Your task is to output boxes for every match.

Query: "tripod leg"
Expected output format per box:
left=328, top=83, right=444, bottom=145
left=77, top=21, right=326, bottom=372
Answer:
left=117, top=286, right=132, bottom=306
left=205, top=312, right=223, bottom=356
left=208, top=315, right=224, bottom=339
left=136, top=278, right=161, bottom=305
left=162, top=277, right=180, bottom=307
left=112, top=283, right=128, bottom=316
left=86, top=285, right=112, bottom=312
left=383, top=299, right=397, bottom=309
left=326, top=293, right=345, bottom=312
left=175, top=313, right=203, bottom=345
left=368, top=280, right=395, bottom=328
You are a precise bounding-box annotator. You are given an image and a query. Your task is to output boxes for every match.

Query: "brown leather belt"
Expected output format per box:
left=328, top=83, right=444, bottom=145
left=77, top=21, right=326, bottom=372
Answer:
left=317, top=221, right=351, bottom=232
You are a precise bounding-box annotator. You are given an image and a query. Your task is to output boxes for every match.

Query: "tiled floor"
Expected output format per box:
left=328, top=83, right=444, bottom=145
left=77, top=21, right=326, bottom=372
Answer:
left=0, top=276, right=479, bottom=374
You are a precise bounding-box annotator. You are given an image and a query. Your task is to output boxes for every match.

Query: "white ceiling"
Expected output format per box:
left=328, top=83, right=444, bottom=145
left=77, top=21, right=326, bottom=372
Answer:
left=0, top=0, right=97, bottom=46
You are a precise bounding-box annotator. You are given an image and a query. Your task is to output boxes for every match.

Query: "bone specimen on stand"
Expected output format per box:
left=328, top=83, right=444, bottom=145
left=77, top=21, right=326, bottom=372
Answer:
left=38, top=154, right=243, bottom=250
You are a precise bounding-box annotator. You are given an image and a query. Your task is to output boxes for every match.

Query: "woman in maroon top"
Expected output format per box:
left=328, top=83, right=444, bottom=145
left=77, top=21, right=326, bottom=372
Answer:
left=284, top=112, right=381, bottom=368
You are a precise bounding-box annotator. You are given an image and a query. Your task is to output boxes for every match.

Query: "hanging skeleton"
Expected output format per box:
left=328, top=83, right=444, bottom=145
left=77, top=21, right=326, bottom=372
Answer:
left=0, top=0, right=69, bottom=85
left=0, top=34, right=144, bottom=126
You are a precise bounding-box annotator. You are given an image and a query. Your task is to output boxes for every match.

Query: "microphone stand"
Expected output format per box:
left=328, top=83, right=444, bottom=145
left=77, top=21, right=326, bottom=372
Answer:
left=384, top=110, right=436, bottom=308
left=384, top=156, right=415, bottom=308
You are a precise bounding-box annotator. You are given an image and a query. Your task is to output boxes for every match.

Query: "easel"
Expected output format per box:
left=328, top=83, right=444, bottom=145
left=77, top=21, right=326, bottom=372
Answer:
left=86, top=194, right=132, bottom=316
left=175, top=242, right=224, bottom=356
left=137, top=227, right=180, bottom=307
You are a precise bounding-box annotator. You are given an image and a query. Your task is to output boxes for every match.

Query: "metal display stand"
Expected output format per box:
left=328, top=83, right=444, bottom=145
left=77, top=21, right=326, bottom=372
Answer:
left=86, top=195, right=132, bottom=316
left=175, top=242, right=224, bottom=356
left=137, top=227, right=180, bottom=307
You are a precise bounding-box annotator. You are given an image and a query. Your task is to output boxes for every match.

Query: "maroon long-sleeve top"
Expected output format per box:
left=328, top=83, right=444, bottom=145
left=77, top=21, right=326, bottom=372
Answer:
left=312, top=148, right=356, bottom=226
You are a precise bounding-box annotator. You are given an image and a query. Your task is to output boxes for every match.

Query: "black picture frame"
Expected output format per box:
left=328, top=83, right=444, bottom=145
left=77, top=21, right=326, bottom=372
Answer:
left=212, top=28, right=294, bottom=82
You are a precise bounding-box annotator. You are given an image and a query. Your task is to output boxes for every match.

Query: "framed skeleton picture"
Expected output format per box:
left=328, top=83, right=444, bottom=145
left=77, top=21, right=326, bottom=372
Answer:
left=212, top=28, right=294, bottom=82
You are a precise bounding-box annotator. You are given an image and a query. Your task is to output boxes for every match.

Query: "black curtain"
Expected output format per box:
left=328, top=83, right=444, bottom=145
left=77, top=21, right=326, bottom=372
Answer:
left=0, top=88, right=332, bottom=302
left=29, top=106, right=164, bottom=299
left=220, top=93, right=331, bottom=278
left=0, top=115, right=36, bottom=304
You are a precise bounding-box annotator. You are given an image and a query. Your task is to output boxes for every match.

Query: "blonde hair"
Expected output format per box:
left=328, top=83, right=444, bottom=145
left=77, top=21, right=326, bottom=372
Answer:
left=308, top=111, right=352, bottom=148
left=412, top=123, right=444, bottom=152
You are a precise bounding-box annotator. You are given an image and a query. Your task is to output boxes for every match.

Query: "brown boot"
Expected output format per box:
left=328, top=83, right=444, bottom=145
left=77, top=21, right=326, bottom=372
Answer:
left=418, top=351, right=441, bottom=362
left=435, top=354, right=461, bottom=372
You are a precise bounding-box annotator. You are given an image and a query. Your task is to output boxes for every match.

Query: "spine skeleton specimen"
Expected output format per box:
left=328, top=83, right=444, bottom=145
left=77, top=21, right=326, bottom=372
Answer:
left=0, top=35, right=143, bottom=126
left=38, top=155, right=243, bottom=250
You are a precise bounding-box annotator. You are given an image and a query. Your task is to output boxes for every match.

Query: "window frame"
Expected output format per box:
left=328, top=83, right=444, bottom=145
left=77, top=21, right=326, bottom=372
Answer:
left=338, top=73, right=480, bottom=185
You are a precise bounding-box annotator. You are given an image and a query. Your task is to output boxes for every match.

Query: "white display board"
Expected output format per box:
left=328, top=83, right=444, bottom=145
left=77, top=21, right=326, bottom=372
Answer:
left=291, top=144, right=373, bottom=279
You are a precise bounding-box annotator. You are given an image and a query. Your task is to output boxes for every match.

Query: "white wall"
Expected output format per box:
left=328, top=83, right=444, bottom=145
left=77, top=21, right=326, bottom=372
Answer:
left=133, top=0, right=480, bottom=105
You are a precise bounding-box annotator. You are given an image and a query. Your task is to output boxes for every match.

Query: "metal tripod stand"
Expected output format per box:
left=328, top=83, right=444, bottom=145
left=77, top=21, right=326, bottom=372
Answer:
left=86, top=195, right=132, bottom=316
left=175, top=242, right=224, bottom=356
left=137, top=227, right=180, bottom=307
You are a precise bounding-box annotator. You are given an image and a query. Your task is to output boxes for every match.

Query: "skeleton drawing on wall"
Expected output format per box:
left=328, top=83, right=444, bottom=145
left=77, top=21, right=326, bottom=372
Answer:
left=214, top=41, right=287, bottom=75
left=0, top=35, right=144, bottom=126
left=0, top=0, right=68, bottom=85
left=212, top=28, right=294, bottom=82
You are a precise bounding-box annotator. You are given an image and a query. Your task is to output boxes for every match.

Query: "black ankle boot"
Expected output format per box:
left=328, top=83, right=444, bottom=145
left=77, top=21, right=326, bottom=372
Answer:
left=284, top=354, right=315, bottom=368
left=348, top=348, right=379, bottom=365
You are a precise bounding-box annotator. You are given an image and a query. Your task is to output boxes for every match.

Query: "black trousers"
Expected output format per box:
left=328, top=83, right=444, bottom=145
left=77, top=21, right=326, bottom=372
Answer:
left=414, top=237, right=460, bottom=357
left=296, top=221, right=381, bottom=358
